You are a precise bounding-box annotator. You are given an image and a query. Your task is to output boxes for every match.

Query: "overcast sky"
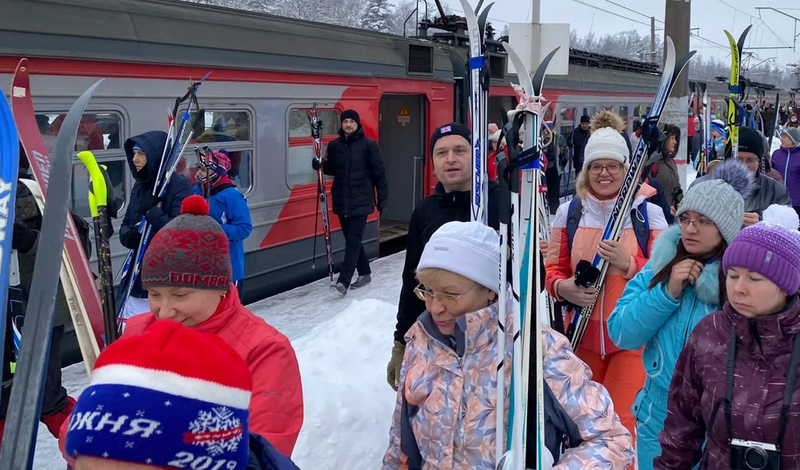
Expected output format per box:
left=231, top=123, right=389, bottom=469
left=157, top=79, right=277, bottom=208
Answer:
left=442, top=0, right=800, bottom=71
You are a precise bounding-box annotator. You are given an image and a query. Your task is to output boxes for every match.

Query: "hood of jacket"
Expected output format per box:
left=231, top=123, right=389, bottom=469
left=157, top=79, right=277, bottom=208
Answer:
left=649, top=225, right=720, bottom=305
left=124, top=130, right=168, bottom=184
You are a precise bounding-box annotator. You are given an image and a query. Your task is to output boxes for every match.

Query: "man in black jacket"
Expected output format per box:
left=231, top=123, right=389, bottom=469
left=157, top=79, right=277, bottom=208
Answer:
left=312, top=110, right=388, bottom=295
left=118, top=130, right=192, bottom=320
left=568, top=115, right=591, bottom=174
left=385, top=123, right=500, bottom=390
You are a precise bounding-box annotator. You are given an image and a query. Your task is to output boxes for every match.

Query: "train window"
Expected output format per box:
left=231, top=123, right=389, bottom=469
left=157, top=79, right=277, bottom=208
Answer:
left=633, top=105, right=643, bottom=121
left=36, top=112, right=123, bottom=151
left=602, top=105, right=614, bottom=112
left=560, top=106, right=576, bottom=123
left=286, top=107, right=339, bottom=187
left=288, top=109, right=340, bottom=138
left=619, top=105, right=629, bottom=126
left=582, top=106, right=597, bottom=118
left=70, top=159, right=127, bottom=219
left=188, top=110, right=251, bottom=143
left=287, top=143, right=331, bottom=187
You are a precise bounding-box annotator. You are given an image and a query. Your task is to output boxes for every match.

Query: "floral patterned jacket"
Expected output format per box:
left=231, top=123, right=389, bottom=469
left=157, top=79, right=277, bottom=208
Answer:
left=381, top=293, right=634, bottom=470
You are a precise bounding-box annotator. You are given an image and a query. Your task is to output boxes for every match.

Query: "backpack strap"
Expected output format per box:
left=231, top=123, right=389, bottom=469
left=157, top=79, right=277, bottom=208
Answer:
left=630, top=203, right=650, bottom=258
left=568, top=197, right=651, bottom=258
left=566, top=198, right=582, bottom=252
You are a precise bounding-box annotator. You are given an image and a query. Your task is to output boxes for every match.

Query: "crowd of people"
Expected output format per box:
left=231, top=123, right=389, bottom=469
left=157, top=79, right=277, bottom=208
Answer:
left=5, top=100, right=800, bottom=470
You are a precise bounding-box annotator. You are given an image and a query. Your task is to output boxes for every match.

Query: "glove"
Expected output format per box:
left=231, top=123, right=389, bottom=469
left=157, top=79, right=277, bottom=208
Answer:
left=140, top=192, right=162, bottom=213
left=145, top=206, right=165, bottom=228
left=641, top=119, right=665, bottom=157
left=386, top=340, right=405, bottom=391
left=12, top=222, right=37, bottom=253
left=377, top=200, right=387, bottom=214
left=119, top=229, right=142, bottom=249
left=311, top=158, right=322, bottom=171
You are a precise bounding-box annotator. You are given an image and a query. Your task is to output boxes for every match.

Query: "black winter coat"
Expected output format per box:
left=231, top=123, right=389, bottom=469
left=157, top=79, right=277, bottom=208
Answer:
left=393, top=182, right=500, bottom=342
left=246, top=434, right=301, bottom=470
left=119, top=130, right=192, bottom=298
left=568, top=126, right=591, bottom=172
left=322, top=127, right=388, bottom=217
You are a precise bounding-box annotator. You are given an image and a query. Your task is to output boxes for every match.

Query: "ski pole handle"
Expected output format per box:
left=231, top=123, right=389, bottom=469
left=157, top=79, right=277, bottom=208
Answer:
left=77, top=151, right=108, bottom=209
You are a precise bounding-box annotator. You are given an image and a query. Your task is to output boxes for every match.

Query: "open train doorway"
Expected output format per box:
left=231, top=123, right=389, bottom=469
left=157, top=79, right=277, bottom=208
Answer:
left=378, top=94, right=426, bottom=255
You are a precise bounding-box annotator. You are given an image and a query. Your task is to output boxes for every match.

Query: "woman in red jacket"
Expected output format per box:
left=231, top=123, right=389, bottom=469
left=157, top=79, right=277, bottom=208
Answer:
left=656, top=206, right=800, bottom=469
left=124, top=195, right=304, bottom=457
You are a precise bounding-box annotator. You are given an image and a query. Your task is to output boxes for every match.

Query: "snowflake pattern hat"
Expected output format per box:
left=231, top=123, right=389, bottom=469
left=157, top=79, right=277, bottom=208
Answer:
left=66, top=320, right=252, bottom=469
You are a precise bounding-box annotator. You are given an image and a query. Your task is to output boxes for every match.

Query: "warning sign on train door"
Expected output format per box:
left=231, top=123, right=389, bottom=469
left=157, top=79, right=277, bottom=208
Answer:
left=398, top=105, right=411, bottom=126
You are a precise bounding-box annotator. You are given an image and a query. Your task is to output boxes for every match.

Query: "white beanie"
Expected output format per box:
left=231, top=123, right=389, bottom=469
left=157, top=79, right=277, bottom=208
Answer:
left=583, top=127, right=628, bottom=167
left=417, top=221, right=500, bottom=293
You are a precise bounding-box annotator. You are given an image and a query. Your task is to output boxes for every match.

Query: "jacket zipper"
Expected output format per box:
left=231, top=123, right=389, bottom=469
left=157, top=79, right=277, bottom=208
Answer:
left=785, top=148, right=793, bottom=189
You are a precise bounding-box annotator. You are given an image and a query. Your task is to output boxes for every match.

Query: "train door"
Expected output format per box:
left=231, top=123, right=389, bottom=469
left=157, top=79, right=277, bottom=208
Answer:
left=378, top=94, right=426, bottom=244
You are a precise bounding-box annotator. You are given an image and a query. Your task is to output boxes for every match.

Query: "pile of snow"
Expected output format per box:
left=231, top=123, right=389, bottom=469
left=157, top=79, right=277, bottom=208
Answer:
left=291, top=298, right=397, bottom=469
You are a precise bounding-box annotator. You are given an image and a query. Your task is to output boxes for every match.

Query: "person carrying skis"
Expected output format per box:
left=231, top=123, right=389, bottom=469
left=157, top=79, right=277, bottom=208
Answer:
left=567, top=114, right=591, bottom=174
left=544, top=126, right=668, bottom=448
left=193, top=148, right=253, bottom=290
left=645, top=124, right=683, bottom=209
left=654, top=205, right=800, bottom=470
left=692, top=126, right=791, bottom=227
left=311, top=109, right=388, bottom=295
left=382, top=221, right=634, bottom=470
left=542, top=121, right=564, bottom=214
left=607, top=159, right=752, bottom=470
left=770, top=127, right=800, bottom=222
left=122, top=195, right=303, bottom=457
left=385, top=123, right=500, bottom=391
left=62, top=319, right=301, bottom=470
left=119, top=130, right=192, bottom=321
left=0, top=145, right=89, bottom=449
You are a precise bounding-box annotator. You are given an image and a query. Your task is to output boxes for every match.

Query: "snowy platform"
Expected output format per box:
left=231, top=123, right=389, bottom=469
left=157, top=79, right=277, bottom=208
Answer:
left=35, top=252, right=405, bottom=469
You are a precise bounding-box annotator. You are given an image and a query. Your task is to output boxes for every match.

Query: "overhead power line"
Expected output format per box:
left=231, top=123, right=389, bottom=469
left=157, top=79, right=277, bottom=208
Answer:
left=568, top=0, right=656, bottom=28
left=599, top=0, right=664, bottom=24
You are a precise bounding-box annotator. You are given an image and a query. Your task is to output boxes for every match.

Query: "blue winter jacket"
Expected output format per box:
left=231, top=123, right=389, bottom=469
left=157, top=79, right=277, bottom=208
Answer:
left=193, top=183, right=253, bottom=281
left=607, top=225, right=722, bottom=393
left=247, top=434, right=301, bottom=470
left=119, top=130, right=192, bottom=298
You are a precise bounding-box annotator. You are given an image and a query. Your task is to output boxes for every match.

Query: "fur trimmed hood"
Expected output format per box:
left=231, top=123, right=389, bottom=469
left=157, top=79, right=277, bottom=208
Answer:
left=648, top=225, right=721, bottom=306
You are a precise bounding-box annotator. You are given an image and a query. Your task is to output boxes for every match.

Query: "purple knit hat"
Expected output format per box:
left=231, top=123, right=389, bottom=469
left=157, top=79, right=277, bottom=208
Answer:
left=723, top=220, right=800, bottom=295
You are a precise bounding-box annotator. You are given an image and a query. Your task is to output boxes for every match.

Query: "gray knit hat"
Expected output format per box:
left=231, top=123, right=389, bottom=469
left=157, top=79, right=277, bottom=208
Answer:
left=676, top=159, right=753, bottom=244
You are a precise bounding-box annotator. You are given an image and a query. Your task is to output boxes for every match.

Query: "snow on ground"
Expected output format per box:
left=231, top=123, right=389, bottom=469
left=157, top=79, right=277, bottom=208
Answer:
left=34, top=252, right=405, bottom=469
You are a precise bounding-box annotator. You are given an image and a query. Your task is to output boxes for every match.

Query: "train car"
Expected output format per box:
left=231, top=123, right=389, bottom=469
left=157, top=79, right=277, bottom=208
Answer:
left=2, top=0, right=698, bottom=317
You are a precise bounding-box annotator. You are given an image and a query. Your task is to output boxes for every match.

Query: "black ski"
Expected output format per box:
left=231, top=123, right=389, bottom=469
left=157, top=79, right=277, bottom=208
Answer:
left=0, top=79, right=104, bottom=469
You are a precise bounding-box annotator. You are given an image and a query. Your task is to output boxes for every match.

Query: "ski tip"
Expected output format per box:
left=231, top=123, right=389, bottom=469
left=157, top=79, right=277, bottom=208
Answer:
left=14, top=57, right=28, bottom=74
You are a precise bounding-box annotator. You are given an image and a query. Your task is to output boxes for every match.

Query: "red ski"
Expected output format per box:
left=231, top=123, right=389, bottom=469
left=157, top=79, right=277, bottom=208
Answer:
left=11, top=59, right=106, bottom=353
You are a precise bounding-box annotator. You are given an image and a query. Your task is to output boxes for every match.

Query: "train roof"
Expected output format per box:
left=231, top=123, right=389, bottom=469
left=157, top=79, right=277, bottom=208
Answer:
left=3, top=0, right=778, bottom=99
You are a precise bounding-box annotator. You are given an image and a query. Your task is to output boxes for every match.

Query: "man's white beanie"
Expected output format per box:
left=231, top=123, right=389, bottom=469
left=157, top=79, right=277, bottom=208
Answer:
left=583, top=127, right=629, bottom=167
left=417, top=221, right=500, bottom=293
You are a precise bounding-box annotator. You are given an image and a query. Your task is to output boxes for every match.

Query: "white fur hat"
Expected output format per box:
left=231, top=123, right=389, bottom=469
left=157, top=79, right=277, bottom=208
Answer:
left=583, top=127, right=629, bottom=167
left=417, top=221, right=500, bottom=293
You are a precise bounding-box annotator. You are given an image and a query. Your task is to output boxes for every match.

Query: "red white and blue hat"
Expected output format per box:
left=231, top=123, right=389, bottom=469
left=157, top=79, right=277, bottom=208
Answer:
left=66, top=320, right=252, bottom=469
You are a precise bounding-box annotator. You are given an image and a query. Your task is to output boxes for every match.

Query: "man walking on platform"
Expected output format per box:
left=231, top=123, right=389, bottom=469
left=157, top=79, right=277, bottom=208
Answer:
left=312, top=110, right=388, bottom=295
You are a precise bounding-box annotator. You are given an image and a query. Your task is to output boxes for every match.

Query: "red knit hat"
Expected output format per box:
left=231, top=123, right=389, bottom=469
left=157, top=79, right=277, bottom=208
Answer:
left=65, top=320, right=252, bottom=468
left=142, top=195, right=232, bottom=290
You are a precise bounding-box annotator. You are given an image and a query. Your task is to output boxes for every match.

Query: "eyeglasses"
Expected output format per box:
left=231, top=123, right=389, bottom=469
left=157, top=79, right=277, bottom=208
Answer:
left=588, top=163, right=624, bottom=175
left=737, top=157, right=760, bottom=166
left=678, top=216, right=716, bottom=229
left=414, top=283, right=477, bottom=305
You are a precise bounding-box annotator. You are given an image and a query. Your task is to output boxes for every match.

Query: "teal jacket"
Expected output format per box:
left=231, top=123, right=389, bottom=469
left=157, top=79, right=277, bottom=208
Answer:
left=607, top=225, right=721, bottom=393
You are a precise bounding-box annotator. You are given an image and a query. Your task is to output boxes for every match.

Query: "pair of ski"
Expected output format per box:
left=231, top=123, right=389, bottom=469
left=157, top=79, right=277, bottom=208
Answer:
left=565, top=38, right=696, bottom=350
left=309, top=104, right=334, bottom=281
left=1, top=66, right=105, bottom=468
left=115, top=72, right=210, bottom=326
left=460, top=0, right=493, bottom=226
left=724, top=26, right=752, bottom=162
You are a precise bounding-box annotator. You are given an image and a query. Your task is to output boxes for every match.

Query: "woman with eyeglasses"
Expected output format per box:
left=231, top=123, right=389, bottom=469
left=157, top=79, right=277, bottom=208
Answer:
left=545, top=125, right=669, bottom=452
left=383, top=221, right=634, bottom=470
left=607, top=159, right=753, bottom=469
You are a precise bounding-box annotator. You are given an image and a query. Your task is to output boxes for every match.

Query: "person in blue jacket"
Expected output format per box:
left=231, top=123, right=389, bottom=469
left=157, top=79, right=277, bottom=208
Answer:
left=193, top=149, right=253, bottom=290
left=119, top=130, right=192, bottom=321
left=607, top=159, right=752, bottom=470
